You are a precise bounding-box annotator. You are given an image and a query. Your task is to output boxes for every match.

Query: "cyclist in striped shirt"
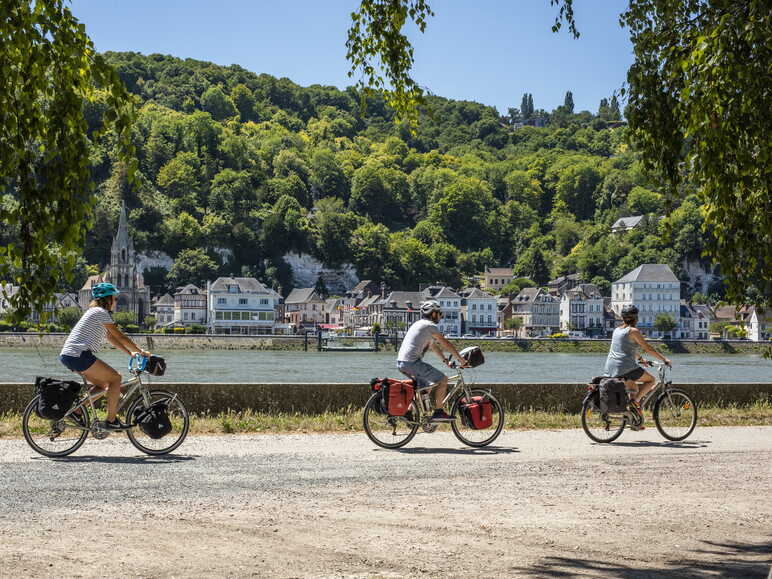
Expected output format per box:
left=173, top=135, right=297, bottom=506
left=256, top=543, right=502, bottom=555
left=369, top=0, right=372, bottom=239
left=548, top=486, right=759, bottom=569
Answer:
left=59, top=282, right=151, bottom=430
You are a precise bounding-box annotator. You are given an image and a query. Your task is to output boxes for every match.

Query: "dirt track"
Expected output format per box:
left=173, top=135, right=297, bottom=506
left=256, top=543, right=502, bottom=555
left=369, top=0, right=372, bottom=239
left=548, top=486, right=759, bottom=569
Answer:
left=1, top=427, right=770, bottom=578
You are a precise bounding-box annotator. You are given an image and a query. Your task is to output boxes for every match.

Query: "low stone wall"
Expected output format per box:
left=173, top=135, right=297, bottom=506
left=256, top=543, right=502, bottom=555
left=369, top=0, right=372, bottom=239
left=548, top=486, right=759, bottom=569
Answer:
left=0, top=332, right=768, bottom=354
left=2, top=382, right=769, bottom=415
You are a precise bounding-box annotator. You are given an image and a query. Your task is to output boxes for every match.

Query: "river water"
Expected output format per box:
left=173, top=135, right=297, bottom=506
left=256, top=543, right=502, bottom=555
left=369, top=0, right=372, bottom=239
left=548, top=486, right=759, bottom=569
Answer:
left=1, top=348, right=770, bottom=384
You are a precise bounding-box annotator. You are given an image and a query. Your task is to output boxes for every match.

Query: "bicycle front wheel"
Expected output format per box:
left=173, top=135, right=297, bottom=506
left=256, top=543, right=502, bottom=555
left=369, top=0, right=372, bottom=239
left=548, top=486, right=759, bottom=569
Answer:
left=653, top=389, right=697, bottom=441
left=362, top=393, right=419, bottom=449
left=126, top=390, right=190, bottom=455
left=581, top=399, right=626, bottom=443
left=450, top=390, right=505, bottom=447
left=22, top=396, right=90, bottom=458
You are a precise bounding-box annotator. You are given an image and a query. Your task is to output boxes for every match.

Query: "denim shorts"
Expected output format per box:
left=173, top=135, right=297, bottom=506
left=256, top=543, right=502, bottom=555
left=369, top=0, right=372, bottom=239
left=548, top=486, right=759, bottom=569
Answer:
left=59, top=350, right=97, bottom=372
left=397, top=359, right=445, bottom=389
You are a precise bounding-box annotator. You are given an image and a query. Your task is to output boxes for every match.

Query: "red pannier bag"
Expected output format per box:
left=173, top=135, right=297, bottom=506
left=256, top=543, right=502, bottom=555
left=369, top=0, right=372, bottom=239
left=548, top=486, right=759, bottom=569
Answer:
left=385, top=379, right=415, bottom=416
left=460, top=396, right=493, bottom=429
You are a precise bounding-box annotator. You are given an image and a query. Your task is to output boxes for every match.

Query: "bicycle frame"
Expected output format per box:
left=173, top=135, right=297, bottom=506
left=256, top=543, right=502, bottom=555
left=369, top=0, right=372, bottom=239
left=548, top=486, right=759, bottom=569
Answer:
left=60, top=370, right=156, bottom=431
left=406, top=368, right=476, bottom=422
left=635, top=362, right=672, bottom=410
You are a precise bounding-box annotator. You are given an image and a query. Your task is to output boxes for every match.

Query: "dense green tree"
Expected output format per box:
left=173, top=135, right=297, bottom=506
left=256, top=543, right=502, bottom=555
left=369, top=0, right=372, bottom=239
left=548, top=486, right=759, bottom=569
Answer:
left=0, top=0, right=135, bottom=321
left=626, top=186, right=663, bottom=215
left=349, top=162, right=409, bottom=228
left=563, top=91, right=574, bottom=114
left=209, top=169, right=259, bottom=219
left=514, top=246, right=551, bottom=286
left=350, top=222, right=392, bottom=281
left=428, top=177, right=493, bottom=251
left=312, top=197, right=361, bottom=267
left=167, top=248, right=219, bottom=289
left=161, top=212, right=204, bottom=256
left=653, top=313, right=677, bottom=335
left=231, top=84, right=259, bottom=122
left=310, top=150, right=349, bottom=201
left=201, top=85, right=238, bottom=121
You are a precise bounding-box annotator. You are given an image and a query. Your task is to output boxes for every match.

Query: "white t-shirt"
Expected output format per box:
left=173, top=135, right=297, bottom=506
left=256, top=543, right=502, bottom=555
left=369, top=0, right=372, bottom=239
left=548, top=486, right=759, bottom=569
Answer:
left=397, top=319, right=441, bottom=362
left=60, top=307, right=115, bottom=357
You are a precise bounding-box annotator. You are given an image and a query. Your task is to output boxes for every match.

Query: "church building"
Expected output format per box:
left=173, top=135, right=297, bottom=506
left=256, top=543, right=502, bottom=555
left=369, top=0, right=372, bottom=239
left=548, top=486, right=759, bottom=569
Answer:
left=79, top=202, right=151, bottom=321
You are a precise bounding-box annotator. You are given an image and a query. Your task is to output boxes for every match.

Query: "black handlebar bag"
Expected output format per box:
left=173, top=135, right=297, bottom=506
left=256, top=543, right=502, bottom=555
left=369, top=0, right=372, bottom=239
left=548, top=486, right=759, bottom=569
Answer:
left=145, top=355, right=166, bottom=376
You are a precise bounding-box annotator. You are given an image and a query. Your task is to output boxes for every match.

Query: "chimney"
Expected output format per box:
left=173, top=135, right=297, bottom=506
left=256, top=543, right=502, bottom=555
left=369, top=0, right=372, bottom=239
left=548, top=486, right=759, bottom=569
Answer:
left=380, top=281, right=386, bottom=299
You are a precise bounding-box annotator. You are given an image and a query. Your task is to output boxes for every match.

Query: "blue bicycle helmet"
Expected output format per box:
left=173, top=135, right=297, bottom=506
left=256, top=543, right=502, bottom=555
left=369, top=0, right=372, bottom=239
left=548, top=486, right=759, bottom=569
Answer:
left=91, top=282, right=119, bottom=300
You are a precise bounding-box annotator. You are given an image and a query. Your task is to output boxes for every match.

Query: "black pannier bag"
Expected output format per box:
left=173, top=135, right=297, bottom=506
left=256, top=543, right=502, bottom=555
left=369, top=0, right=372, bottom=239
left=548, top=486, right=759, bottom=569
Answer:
left=598, top=378, right=628, bottom=413
left=133, top=401, right=172, bottom=439
left=459, top=346, right=485, bottom=368
left=144, top=355, right=166, bottom=376
left=35, top=377, right=81, bottom=420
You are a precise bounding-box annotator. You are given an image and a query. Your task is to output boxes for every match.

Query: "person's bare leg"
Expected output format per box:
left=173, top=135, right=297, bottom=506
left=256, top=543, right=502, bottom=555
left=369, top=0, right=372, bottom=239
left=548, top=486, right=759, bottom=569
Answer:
left=433, top=376, right=448, bottom=409
left=632, top=371, right=656, bottom=403
left=81, top=360, right=122, bottom=421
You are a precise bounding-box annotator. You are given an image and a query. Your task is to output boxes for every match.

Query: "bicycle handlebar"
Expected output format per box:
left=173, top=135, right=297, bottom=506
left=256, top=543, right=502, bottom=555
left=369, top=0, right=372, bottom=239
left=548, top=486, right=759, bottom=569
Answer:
left=128, top=354, right=148, bottom=372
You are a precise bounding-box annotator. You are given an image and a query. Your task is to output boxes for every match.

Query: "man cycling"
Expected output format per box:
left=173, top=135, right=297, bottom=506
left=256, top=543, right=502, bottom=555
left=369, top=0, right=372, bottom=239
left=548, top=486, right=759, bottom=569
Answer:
left=397, top=300, right=469, bottom=422
left=604, top=304, right=671, bottom=429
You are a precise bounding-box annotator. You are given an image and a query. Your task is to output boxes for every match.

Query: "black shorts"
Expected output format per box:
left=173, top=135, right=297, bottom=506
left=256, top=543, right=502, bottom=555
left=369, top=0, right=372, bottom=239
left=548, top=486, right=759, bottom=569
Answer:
left=618, top=367, right=645, bottom=381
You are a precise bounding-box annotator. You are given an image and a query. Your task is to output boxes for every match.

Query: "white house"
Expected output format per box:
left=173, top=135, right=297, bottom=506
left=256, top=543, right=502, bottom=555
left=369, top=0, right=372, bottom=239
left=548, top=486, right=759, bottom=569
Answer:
left=153, top=293, right=175, bottom=328
left=460, top=287, right=498, bottom=336
left=174, top=284, right=207, bottom=327
left=511, top=287, right=560, bottom=336
left=207, top=277, right=281, bottom=335
left=612, top=264, right=681, bottom=338
left=559, top=284, right=604, bottom=336
left=422, top=286, right=462, bottom=336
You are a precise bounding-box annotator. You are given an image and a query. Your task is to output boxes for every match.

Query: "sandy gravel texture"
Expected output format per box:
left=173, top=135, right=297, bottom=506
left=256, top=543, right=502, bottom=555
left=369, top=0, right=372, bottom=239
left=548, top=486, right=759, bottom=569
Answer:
left=0, top=426, right=770, bottom=578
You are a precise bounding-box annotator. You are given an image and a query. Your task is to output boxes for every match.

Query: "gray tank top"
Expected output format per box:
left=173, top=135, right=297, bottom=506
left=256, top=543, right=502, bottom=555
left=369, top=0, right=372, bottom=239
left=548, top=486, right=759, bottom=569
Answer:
left=604, top=326, right=640, bottom=377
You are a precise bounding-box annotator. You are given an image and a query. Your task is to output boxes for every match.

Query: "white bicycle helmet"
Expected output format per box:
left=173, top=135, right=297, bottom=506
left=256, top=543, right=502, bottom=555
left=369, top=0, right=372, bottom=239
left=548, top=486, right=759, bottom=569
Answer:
left=419, top=299, right=442, bottom=317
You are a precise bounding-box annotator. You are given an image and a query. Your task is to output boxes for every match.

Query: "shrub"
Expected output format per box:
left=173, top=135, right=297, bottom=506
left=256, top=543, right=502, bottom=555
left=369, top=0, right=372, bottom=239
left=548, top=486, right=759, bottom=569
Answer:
left=0, top=322, right=12, bottom=332
left=125, top=324, right=140, bottom=333
left=173, top=326, right=185, bottom=334
left=189, top=324, right=207, bottom=334
left=549, top=332, right=568, bottom=339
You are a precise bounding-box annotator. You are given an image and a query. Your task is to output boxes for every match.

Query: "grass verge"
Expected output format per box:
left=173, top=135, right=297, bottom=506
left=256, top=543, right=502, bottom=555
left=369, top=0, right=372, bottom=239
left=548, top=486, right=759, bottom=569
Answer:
left=1, top=401, right=770, bottom=437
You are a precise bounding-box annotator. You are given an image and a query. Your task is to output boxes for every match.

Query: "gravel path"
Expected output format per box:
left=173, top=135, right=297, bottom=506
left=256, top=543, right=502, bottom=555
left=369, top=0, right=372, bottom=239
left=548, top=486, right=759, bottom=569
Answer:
left=1, top=427, right=770, bottom=578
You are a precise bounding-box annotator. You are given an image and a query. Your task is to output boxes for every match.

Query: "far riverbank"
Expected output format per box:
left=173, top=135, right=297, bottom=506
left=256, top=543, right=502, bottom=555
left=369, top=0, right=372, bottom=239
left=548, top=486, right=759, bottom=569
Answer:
left=0, top=332, right=768, bottom=355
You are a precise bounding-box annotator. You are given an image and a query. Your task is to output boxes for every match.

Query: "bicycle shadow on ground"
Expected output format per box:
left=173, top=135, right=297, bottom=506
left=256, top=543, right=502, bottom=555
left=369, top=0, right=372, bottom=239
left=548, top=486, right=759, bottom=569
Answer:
left=385, top=446, right=519, bottom=455
left=34, top=454, right=198, bottom=464
left=603, top=439, right=711, bottom=449
left=507, top=537, right=771, bottom=578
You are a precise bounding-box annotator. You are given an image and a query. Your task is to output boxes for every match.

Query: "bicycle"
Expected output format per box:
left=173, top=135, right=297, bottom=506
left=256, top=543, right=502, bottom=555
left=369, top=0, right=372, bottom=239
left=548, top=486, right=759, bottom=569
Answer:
left=363, top=362, right=505, bottom=449
left=22, top=355, right=189, bottom=457
left=581, top=360, right=698, bottom=443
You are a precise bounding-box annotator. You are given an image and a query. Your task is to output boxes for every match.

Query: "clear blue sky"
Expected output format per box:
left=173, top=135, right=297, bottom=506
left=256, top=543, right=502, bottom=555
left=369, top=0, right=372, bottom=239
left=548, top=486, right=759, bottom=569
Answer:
left=70, top=0, right=633, bottom=115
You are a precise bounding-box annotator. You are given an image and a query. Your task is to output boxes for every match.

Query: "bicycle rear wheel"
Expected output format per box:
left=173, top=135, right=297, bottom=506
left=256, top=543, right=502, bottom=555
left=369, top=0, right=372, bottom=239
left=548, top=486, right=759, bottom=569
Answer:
left=126, top=390, right=189, bottom=455
left=362, top=393, right=419, bottom=449
left=653, top=389, right=697, bottom=441
left=581, top=399, right=626, bottom=443
left=22, top=396, right=90, bottom=458
left=450, top=390, right=505, bottom=447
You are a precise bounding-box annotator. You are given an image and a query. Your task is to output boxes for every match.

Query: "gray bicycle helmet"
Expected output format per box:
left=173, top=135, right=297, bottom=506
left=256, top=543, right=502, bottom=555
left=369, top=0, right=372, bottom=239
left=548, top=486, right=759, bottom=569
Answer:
left=419, top=299, right=442, bottom=317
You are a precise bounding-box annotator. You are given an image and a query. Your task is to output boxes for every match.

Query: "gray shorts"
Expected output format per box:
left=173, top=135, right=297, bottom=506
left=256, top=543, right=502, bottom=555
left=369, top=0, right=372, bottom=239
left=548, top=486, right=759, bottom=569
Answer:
left=397, top=359, right=445, bottom=389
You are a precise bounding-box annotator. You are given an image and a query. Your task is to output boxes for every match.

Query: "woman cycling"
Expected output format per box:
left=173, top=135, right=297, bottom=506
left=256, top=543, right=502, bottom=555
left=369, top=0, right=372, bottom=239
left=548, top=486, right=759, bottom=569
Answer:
left=604, top=304, right=671, bottom=428
left=59, top=282, right=151, bottom=430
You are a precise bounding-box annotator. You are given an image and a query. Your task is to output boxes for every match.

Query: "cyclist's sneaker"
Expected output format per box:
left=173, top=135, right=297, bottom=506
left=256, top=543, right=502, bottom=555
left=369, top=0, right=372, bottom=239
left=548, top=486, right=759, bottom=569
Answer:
left=430, top=409, right=455, bottom=423
left=103, top=417, right=132, bottom=431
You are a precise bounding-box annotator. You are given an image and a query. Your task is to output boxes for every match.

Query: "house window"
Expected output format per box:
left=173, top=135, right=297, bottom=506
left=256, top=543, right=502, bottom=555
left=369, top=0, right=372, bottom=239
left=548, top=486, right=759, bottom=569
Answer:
left=217, top=298, right=226, bottom=305
left=260, top=298, right=269, bottom=305
left=216, top=311, right=223, bottom=320
left=239, top=298, right=248, bottom=305
left=183, top=312, right=189, bottom=320
left=472, top=304, right=476, bottom=310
